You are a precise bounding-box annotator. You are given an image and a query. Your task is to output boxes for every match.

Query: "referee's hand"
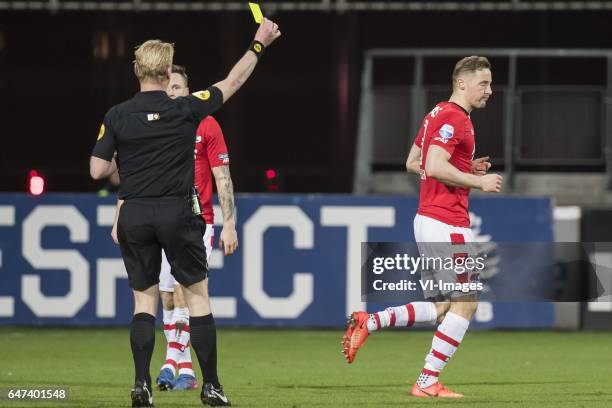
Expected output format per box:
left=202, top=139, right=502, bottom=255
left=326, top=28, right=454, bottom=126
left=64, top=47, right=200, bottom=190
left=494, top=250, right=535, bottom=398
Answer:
left=255, top=17, right=282, bottom=47
left=219, top=225, right=238, bottom=256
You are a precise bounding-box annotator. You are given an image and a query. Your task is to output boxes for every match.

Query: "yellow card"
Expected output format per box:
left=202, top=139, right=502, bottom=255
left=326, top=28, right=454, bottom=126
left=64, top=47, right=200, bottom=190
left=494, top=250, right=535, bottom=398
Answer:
left=248, top=2, right=264, bottom=24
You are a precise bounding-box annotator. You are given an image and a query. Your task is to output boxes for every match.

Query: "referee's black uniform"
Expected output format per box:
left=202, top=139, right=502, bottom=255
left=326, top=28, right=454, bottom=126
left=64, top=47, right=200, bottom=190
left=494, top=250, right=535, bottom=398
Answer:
left=92, top=87, right=222, bottom=289
left=91, top=86, right=225, bottom=405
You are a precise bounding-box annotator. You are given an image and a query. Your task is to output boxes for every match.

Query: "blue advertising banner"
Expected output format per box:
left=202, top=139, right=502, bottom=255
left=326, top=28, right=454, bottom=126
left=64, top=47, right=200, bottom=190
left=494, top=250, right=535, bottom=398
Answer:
left=0, top=194, right=554, bottom=328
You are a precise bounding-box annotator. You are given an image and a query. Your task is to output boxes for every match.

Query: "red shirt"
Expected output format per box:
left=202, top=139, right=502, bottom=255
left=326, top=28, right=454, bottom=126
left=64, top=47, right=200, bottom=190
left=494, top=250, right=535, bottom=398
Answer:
left=414, top=102, right=475, bottom=227
left=194, top=116, right=230, bottom=224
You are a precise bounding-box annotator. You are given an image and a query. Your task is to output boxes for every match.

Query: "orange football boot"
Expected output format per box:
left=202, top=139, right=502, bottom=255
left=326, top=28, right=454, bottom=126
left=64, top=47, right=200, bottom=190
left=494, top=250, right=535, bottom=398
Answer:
left=342, top=311, right=370, bottom=364
left=411, top=382, right=463, bottom=398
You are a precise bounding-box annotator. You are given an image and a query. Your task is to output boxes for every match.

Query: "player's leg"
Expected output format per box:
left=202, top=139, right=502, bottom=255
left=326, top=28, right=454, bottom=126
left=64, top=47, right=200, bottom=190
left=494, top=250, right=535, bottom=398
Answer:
left=342, top=214, right=447, bottom=363
left=174, top=225, right=213, bottom=391
left=182, top=279, right=231, bottom=405
left=157, top=253, right=179, bottom=390
left=183, top=278, right=231, bottom=405
left=159, top=204, right=230, bottom=406
left=117, top=199, right=161, bottom=407
left=342, top=301, right=440, bottom=364
left=366, top=301, right=439, bottom=332
left=172, top=284, right=198, bottom=391
left=160, top=291, right=175, bottom=341
left=130, top=286, right=159, bottom=407
left=411, top=221, right=476, bottom=398
left=132, top=286, right=160, bottom=384
left=159, top=252, right=176, bottom=344
left=412, top=295, right=476, bottom=398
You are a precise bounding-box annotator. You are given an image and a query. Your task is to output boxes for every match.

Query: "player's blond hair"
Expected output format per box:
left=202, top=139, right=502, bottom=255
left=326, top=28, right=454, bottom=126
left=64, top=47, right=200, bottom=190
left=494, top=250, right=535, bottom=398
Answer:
left=452, top=56, right=491, bottom=86
left=134, top=40, right=174, bottom=83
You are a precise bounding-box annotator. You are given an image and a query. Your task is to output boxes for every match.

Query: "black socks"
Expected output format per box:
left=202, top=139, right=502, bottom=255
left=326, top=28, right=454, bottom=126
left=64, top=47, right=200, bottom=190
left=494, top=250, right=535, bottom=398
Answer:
left=190, top=314, right=220, bottom=387
left=130, top=313, right=156, bottom=387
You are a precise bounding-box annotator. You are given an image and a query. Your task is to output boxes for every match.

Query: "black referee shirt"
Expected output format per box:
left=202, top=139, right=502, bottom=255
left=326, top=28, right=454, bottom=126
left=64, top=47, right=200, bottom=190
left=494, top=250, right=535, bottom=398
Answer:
left=91, top=87, right=223, bottom=200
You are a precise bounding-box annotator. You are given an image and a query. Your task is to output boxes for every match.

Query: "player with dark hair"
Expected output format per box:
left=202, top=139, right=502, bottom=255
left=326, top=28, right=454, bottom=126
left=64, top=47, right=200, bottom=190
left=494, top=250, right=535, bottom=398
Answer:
left=154, top=64, right=238, bottom=392
left=343, top=56, right=502, bottom=399
left=90, top=19, right=280, bottom=407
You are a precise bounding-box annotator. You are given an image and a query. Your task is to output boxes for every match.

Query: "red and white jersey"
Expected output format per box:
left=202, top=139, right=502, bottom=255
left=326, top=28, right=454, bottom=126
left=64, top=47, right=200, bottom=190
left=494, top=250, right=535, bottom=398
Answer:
left=414, top=102, right=475, bottom=228
left=194, top=116, right=230, bottom=224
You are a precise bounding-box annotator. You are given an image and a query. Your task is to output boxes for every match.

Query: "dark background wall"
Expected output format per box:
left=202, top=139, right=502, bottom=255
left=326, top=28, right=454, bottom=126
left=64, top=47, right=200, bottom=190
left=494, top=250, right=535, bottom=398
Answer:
left=1, top=10, right=611, bottom=193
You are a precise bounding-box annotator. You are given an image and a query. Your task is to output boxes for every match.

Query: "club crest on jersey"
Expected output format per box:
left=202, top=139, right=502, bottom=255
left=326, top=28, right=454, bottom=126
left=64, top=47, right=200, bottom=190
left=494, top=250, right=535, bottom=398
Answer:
left=439, top=124, right=454, bottom=139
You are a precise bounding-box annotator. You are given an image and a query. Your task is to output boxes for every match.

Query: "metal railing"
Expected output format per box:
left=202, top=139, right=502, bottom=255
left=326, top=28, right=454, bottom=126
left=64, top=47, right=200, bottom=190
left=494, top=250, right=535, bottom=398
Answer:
left=4, top=0, right=612, bottom=12
left=353, top=48, right=612, bottom=194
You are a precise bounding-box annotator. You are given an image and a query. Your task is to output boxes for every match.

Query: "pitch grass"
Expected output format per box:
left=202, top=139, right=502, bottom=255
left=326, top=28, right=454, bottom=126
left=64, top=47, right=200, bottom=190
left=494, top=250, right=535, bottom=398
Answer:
left=1, top=328, right=611, bottom=407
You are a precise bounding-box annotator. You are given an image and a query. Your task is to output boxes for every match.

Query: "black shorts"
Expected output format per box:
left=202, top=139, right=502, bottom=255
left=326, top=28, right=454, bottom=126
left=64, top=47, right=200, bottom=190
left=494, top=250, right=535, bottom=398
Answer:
left=117, top=196, right=208, bottom=290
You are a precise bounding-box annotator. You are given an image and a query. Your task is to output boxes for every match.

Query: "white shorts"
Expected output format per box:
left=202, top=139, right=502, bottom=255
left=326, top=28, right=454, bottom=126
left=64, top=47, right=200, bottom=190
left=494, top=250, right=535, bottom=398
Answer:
left=159, top=224, right=214, bottom=292
left=413, top=213, right=474, bottom=243
left=413, top=214, right=478, bottom=299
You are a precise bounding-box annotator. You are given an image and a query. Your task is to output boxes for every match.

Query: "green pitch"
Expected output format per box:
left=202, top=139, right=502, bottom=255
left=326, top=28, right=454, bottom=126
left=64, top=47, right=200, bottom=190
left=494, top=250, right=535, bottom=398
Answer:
left=1, top=328, right=611, bottom=407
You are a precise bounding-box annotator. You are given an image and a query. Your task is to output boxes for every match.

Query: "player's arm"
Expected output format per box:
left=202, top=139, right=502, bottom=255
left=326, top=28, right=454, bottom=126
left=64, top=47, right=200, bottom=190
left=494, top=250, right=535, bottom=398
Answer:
left=90, top=111, right=118, bottom=180
left=472, top=156, right=491, bottom=176
left=213, top=18, right=281, bottom=103
left=184, top=20, right=280, bottom=121
left=90, top=155, right=117, bottom=180
left=405, top=143, right=422, bottom=175
left=109, top=168, right=120, bottom=186
left=111, top=198, right=124, bottom=245
left=426, top=145, right=502, bottom=192
left=212, top=165, right=238, bottom=255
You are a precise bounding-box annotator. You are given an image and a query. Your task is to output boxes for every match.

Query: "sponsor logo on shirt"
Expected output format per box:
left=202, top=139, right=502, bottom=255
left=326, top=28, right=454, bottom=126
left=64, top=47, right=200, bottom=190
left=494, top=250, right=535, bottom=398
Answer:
left=193, top=90, right=211, bottom=101
left=218, top=153, right=229, bottom=163
left=433, top=136, right=448, bottom=144
left=147, top=113, right=160, bottom=121
left=439, top=124, right=454, bottom=139
left=97, top=124, right=105, bottom=141
left=196, top=135, right=202, bottom=143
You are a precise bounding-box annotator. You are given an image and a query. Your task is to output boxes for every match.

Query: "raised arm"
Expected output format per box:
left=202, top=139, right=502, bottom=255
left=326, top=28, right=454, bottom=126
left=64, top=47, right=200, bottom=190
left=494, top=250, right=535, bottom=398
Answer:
left=213, top=18, right=281, bottom=103
left=426, top=145, right=502, bottom=192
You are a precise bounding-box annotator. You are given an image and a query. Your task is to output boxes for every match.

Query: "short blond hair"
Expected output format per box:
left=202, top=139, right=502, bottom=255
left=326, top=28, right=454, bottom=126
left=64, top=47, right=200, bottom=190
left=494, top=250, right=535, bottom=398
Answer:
left=452, top=56, right=491, bottom=85
left=134, top=40, right=174, bottom=83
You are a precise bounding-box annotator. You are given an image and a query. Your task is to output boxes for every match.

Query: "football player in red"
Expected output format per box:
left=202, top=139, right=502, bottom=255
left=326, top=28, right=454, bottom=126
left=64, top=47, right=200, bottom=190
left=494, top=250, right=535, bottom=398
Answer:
left=343, top=56, right=502, bottom=399
left=155, top=65, right=238, bottom=393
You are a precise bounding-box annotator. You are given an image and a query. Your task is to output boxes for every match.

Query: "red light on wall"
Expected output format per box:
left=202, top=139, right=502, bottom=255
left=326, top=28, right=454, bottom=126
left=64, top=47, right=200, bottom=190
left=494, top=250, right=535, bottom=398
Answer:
left=28, top=170, right=45, bottom=195
left=263, top=168, right=283, bottom=192
left=265, top=169, right=277, bottom=180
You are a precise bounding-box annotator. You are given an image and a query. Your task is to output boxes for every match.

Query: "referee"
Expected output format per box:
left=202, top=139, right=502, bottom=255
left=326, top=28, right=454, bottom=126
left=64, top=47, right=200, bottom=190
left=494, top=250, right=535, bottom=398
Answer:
left=90, top=19, right=281, bottom=407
